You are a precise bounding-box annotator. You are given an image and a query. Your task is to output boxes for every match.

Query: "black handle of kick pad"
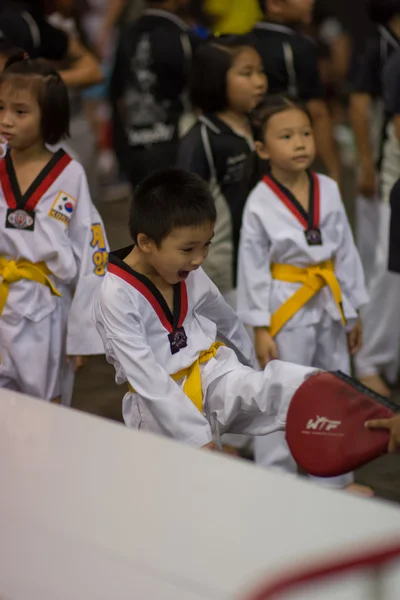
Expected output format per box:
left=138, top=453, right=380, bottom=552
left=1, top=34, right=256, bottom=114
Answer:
left=330, top=371, right=400, bottom=413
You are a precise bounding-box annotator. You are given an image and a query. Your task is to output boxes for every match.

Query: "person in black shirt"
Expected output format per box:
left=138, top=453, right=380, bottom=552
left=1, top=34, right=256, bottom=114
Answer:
left=176, top=37, right=266, bottom=303
left=0, top=0, right=102, bottom=88
left=110, top=0, right=202, bottom=188
left=250, top=0, right=340, bottom=182
left=349, top=1, right=400, bottom=286
left=354, top=41, right=400, bottom=397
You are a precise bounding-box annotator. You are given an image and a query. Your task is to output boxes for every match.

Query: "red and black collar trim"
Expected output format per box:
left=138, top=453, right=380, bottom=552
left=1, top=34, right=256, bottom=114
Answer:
left=0, top=149, right=71, bottom=210
left=263, top=171, right=320, bottom=230
left=108, top=247, right=188, bottom=333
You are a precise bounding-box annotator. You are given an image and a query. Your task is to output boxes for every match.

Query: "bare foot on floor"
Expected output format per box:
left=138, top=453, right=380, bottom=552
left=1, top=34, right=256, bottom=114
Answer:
left=359, top=375, right=391, bottom=397
left=345, top=483, right=374, bottom=497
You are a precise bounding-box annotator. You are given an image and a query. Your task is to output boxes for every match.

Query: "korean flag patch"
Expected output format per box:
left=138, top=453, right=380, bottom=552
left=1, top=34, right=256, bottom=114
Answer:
left=49, top=191, right=76, bottom=225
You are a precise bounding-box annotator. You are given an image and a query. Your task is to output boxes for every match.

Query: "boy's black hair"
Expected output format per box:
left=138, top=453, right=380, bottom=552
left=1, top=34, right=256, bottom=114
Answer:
left=250, top=94, right=312, bottom=142
left=366, top=0, right=400, bottom=24
left=258, top=0, right=266, bottom=13
left=0, top=58, right=70, bottom=144
left=190, top=35, right=256, bottom=114
left=129, top=168, right=217, bottom=246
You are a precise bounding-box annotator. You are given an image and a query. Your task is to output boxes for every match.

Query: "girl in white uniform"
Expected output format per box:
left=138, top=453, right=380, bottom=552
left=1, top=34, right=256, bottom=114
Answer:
left=237, top=96, right=369, bottom=490
left=0, top=58, right=108, bottom=403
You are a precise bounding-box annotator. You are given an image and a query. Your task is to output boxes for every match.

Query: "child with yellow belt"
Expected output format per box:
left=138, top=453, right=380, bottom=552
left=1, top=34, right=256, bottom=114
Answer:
left=237, top=95, right=369, bottom=490
left=94, top=168, right=321, bottom=449
left=0, top=58, right=108, bottom=403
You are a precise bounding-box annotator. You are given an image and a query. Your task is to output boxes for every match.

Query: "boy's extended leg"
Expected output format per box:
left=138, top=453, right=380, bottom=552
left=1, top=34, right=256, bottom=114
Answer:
left=202, top=345, right=314, bottom=438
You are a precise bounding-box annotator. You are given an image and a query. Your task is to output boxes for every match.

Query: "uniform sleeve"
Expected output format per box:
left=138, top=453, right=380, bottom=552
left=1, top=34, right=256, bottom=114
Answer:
left=95, top=282, right=212, bottom=447
left=176, top=127, right=211, bottom=181
left=66, top=167, right=110, bottom=355
left=196, top=269, right=256, bottom=367
left=332, top=182, right=369, bottom=310
left=294, top=38, right=324, bottom=101
left=237, top=195, right=272, bottom=327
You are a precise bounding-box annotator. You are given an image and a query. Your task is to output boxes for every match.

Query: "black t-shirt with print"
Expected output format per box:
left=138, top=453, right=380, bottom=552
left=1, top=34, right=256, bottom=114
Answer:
left=0, top=1, right=68, bottom=60
left=248, top=22, right=324, bottom=101
left=110, top=7, right=201, bottom=171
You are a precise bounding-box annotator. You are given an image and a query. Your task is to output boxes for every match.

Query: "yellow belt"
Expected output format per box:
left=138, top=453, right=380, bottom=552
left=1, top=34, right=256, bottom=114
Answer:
left=128, top=342, right=224, bottom=412
left=0, top=257, right=61, bottom=314
left=269, top=260, right=346, bottom=338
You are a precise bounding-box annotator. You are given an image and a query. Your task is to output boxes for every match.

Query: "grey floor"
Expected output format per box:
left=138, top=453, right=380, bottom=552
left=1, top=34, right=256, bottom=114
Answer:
left=72, top=177, right=400, bottom=503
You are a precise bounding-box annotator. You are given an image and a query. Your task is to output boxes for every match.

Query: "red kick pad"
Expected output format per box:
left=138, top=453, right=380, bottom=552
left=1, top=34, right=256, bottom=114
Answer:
left=286, top=371, right=399, bottom=477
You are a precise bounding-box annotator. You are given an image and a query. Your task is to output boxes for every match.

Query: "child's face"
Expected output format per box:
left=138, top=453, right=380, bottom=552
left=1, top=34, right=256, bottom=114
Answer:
left=267, top=0, right=315, bottom=25
left=257, top=107, right=315, bottom=173
left=226, top=47, right=267, bottom=115
left=0, top=82, right=43, bottom=151
left=141, top=221, right=215, bottom=285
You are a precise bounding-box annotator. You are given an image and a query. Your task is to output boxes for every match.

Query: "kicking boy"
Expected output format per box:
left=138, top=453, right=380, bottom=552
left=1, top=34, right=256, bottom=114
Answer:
left=94, top=169, right=316, bottom=447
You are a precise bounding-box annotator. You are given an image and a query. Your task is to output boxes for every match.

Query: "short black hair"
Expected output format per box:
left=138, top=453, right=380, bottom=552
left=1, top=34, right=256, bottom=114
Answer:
left=367, top=0, right=400, bottom=23
left=129, top=169, right=217, bottom=246
left=190, top=35, right=256, bottom=114
left=251, top=94, right=312, bottom=142
left=258, top=0, right=266, bottom=13
left=0, top=58, right=69, bottom=144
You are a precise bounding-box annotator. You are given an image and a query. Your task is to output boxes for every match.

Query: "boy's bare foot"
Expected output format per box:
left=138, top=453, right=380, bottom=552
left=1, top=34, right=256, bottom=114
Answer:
left=345, top=483, right=374, bottom=497
left=359, top=374, right=391, bottom=397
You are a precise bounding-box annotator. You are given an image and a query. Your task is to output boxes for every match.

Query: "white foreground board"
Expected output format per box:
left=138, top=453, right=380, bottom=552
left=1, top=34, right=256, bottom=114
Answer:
left=0, top=389, right=399, bottom=600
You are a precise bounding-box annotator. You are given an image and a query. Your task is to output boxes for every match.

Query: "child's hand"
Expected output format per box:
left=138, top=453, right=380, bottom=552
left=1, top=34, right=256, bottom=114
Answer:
left=365, top=415, right=400, bottom=453
left=66, top=355, right=89, bottom=372
left=347, top=319, right=363, bottom=355
left=254, top=327, right=278, bottom=369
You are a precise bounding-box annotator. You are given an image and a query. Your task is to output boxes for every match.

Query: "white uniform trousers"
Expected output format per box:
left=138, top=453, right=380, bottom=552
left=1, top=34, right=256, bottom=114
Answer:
left=355, top=194, right=381, bottom=286
left=254, top=312, right=353, bottom=488
left=0, top=290, right=73, bottom=403
left=354, top=201, right=400, bottom=383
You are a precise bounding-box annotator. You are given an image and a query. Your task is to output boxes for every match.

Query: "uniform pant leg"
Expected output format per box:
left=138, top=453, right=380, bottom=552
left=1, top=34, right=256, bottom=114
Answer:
left=0, top=301, right=67, bottom=402
left=253, top=326, right=316, bottom=474
left=309, top=315, right=353, bottom=488
left=354, top=202, right=400, bottom=383
left=203, top=346, right=314, bottom=439
left=355, top=194, right=380, bottom=286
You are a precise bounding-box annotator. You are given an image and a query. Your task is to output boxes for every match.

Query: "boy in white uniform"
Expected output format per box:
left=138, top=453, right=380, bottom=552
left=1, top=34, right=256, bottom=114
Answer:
left=0, top=58, right=108, bottom=403
left=94, top=168, right=320, bottom=448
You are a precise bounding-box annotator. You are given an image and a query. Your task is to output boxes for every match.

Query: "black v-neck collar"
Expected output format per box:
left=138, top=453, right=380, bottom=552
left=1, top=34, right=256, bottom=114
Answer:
left=5, top=149, right=66, bottom=208
left=0, top=149, right=71, bottom=211
left=108, top=247, right=188, bottom=333
left=263, top=171, right=320, bottom=230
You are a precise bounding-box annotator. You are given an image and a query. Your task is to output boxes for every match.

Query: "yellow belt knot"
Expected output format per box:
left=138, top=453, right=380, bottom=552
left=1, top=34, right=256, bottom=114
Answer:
left=269, top=259, right=346, bottom=338
left=128, top=341, right=224, bottom=412
left=2, top=260, right=23, bottom=284
left=0, top=257, right=61, bottom=315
